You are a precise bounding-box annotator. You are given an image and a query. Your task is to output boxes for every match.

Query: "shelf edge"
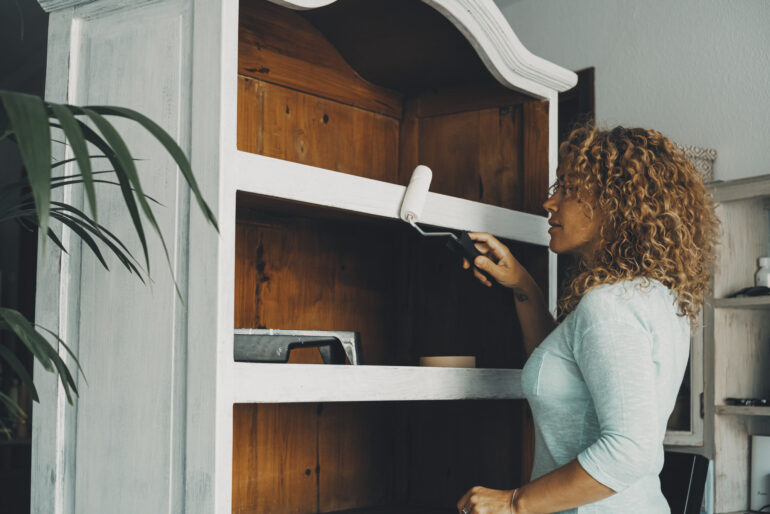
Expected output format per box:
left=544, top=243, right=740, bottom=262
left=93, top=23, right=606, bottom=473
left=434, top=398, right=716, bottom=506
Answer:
left=231, top=363, right=524, bottom=403
left=233, top=150, right=551, bottom=246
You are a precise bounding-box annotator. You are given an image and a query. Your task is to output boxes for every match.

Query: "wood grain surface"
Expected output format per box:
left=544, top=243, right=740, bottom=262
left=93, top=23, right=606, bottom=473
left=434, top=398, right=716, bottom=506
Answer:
left=232, top=3, right=552, bottom=510
left=239, top=0, right=402, bottom=118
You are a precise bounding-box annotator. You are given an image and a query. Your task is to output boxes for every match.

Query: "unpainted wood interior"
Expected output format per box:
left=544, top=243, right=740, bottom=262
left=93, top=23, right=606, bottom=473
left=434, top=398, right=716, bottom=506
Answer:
left=233, top=1, right=550, bottom=512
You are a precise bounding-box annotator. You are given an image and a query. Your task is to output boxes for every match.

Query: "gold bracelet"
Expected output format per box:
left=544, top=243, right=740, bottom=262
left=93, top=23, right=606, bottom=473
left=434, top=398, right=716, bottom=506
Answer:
left=509, top=488, right=519, bottom=514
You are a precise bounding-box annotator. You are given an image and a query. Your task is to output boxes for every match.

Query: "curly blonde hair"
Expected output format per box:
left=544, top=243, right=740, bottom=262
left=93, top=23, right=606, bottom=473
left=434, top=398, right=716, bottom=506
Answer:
left=555, top=124, right=720, bottom=325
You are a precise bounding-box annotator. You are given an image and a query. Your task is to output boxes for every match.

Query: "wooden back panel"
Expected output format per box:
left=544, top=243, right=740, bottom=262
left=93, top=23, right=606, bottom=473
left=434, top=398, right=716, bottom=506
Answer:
left=400, top=84, right=549, bottom=214
left=234, top=1, right=551, bottom=511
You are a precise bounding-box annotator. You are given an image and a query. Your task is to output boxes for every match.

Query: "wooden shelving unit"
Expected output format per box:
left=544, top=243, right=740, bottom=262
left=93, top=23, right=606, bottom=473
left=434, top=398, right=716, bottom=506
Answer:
left=711, top=296, right=770, bottom=309
left=700, top=174, right=770, bottom=514
left=715, top=405, right=770, bottom=417
left=32, top=1, right=578, bottom=513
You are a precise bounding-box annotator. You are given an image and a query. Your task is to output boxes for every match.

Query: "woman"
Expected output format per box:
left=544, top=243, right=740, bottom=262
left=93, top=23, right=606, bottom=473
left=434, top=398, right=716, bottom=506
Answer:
left=456, top=124, right=719, bottom=514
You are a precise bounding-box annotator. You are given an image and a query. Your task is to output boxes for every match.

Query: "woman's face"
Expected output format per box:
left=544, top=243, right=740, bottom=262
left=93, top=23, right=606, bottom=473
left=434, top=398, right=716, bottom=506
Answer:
left=542, top=174, right=603, bottom=260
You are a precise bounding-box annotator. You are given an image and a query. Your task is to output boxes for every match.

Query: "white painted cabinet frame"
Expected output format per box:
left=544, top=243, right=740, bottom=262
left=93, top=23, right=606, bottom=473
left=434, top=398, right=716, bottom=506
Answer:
left=31, top=0, right=575, bottom=512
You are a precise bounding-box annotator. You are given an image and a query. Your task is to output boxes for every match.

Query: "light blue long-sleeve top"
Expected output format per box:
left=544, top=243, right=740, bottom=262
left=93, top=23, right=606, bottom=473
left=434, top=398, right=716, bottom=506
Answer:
left=521, top=277, right=691, bottom=513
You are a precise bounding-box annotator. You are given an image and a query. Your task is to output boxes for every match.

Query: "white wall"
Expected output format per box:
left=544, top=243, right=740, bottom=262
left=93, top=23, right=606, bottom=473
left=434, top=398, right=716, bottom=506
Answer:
left=496, top=0, right=770, bottom=181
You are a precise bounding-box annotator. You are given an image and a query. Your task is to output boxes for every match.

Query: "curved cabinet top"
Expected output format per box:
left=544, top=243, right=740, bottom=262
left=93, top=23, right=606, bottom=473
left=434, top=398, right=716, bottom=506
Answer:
left=274, top=0, right=577, bottom=96
left=38, top=0, right=577, bottom=97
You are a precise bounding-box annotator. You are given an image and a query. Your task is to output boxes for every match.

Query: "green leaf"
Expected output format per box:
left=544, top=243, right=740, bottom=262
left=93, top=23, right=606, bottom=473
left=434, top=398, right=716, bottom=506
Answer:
left=76, top=109, right=185, bottom=300
left=52, top=121, right=150, bottom=273
left=0, top=90, right=52, bottom=240
left=0, top=392, right=25, bottom=419
left=0, top=344, right=39, bottom=402
left=0, top=309, right=80, bottom=404
left=0, top=308, right=54, bottom=372
left=49, top=103, right=97, bottom=222
left=35, top=326, right=86, bottom=383
left=46, top=227, right=68, bottom=254
left=50, top=207, right=145, bottom=280
left=0, top=104, right=10, bottom=140
left=80, top=108, right=164, bottom=269
left=87, top=105, right=219, bottom=231
left=50, top=211, right=109, bottom=270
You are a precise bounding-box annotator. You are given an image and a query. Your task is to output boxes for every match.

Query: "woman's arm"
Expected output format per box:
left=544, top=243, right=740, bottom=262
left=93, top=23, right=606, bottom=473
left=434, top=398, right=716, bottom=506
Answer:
left=511, top=459, right=614, bottom=513
left=464, top=233, right=556, bottom=355
left=457, top=460, right=614, bottom=514
left=459, top=293, right=662, bottom=513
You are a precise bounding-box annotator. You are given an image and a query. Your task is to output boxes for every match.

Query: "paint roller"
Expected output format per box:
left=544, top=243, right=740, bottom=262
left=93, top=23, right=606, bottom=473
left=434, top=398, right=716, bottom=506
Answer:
left=399, top=165, right=485, bottom=268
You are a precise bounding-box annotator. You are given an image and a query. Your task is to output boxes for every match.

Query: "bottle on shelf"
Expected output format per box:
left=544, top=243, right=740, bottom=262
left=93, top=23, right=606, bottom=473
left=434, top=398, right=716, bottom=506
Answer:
left=756, top=257, right=770, bottom=287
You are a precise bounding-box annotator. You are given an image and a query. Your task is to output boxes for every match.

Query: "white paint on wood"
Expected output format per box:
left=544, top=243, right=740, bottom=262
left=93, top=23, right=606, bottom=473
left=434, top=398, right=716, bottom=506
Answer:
left=422, top=0, right=577, bottom=97
left=234, top=150, right=551, bottom=247
left=75, top=4, right=187, bottom=511
left=232, top=363, right=524, bottom=403
left=712, top=296, right=770, bottom=309
left=546, top=90, right=558, bottom=315
left=35, top=0, right=566, bottom=512
left=712, top=199, right=769, bottom=299
left=713, top=309, right=770, bottom=404
left=716, top=406, right=770, bottom=417
left=714, top=414, right=752, bottom=512
left=268, top=0, right=336, bottom=9
left=710, top=174, right=770, bottom=203
left=31, top=8, right=79, bottom=514
left=37, top=0, right=95, bottom=12
left=708, top=175, right=770, bottom=511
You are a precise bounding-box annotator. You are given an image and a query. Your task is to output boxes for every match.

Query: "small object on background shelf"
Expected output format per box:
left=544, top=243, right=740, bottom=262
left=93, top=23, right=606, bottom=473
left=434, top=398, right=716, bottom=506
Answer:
left=724, top=397, right=768, bottom=407
left=755, top=257, right=770, bottom=287
left=675, top=143, right=717, bottom=182
left=234, top=329, right=363, bottom=365
left=419, top=356, right=476, bottom=368
left=727, top=286, right=770, bottom=298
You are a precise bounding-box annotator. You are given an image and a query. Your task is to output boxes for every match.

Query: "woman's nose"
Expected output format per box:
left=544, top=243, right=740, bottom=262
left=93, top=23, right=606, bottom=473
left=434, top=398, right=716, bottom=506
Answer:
left=543, top=194, right=558, bottom=214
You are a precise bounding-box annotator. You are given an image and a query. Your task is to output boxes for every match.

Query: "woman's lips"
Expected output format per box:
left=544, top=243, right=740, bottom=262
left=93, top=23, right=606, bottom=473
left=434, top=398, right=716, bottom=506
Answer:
left=548, top=225, right=561, bottom=234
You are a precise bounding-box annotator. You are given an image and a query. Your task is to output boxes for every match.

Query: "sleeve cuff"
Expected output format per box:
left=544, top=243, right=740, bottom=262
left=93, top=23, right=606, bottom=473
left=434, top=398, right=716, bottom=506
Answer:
left=576, top=451, right=625, bottom=493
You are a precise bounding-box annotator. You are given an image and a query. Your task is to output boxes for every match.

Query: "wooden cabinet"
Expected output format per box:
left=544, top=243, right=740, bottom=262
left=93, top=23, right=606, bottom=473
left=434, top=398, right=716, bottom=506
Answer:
left=32, top=1, right=575, bottom=513
left=669, top=174, right=770, bottom=513
left=705, top=175, right=770, bottom=513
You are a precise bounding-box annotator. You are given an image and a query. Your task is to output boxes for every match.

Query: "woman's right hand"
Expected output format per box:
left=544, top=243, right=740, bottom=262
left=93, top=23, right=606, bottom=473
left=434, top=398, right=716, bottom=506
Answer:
left=463, top=232, right=527, bottom=289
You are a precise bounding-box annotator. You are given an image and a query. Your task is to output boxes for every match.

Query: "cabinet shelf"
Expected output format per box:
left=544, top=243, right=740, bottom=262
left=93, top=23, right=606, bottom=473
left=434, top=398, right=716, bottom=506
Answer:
left=331, top=506, right=454, bottom=514
left=231, top=363, right=523, bottom=403
left=715, top=405, right=770, bottom=417
left=711, top=296, right=770, bottom=309
left=233, top=150, right=550, bottom=247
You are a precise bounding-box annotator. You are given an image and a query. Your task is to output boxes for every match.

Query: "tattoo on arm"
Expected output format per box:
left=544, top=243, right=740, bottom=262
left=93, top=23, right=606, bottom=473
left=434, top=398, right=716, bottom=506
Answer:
left=513, top=288, right=529, bottom=302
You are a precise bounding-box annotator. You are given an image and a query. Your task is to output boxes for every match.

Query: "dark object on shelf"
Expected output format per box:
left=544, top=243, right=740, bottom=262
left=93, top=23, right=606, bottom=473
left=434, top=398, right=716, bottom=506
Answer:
left=659, top=451, right=709, bottom=514
left=725, top=397, right=768, bottom=407
left=234, top=329, right=363, bottom=365
left=727, top=286, right=770, bottom=298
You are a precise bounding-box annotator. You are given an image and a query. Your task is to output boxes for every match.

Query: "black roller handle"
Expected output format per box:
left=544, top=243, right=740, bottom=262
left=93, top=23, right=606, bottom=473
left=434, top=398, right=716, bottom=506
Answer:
left=445, top=231, right=482, bottom=263
left=445, top=231, right=499, bottom=285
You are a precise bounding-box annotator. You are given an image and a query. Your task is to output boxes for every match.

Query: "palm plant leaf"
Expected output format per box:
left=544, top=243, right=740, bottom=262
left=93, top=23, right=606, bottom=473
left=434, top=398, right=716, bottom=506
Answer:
left=0, top=91, right=51, bottom=240
left=50, top=206, right=145, bottom=280
left=0, top=309, right=79, bottom=403
left=0, top=392, right=25, bottom=419
left=49, top=211, right=110, bottom=270
left=86, top=105, right=218, bottom=229
left=52, top=119, right=151, bottom=274
left=49, top=104, right=97, bottom=221
left=0, top=344, right=38, bottom=402
left=0, top=90, right=218, bottom=421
